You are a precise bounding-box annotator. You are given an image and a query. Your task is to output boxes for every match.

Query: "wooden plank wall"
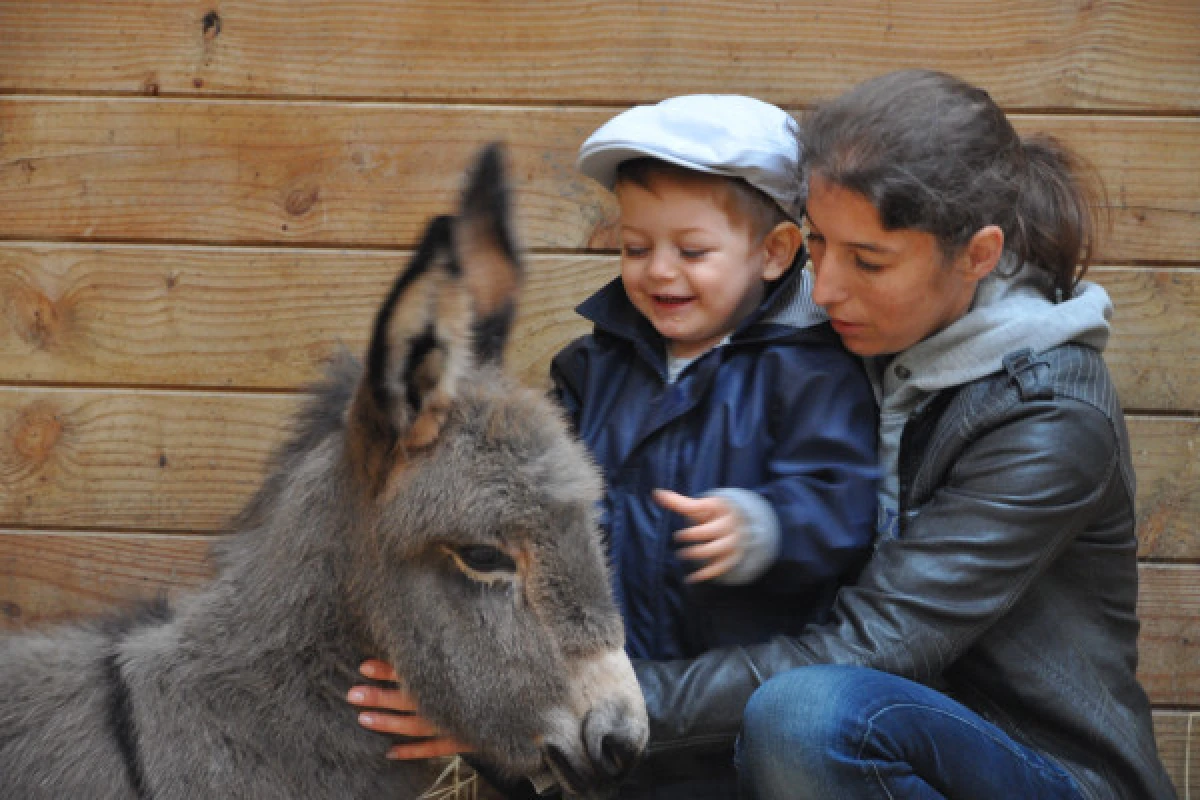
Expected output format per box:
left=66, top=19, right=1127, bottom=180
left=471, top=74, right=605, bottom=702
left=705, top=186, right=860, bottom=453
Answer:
left=1, top=1, right=1197, bottom=792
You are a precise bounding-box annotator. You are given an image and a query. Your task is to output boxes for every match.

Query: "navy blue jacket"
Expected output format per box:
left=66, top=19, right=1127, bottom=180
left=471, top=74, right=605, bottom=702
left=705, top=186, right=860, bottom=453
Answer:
left=550, top=267, right=879, bottom=661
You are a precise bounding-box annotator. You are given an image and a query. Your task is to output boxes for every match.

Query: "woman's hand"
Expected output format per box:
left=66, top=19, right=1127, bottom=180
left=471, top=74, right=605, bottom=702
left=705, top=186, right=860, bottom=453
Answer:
left=655, top=489, right=745, bottom=583
left=348, top=660, right=471, bottom=760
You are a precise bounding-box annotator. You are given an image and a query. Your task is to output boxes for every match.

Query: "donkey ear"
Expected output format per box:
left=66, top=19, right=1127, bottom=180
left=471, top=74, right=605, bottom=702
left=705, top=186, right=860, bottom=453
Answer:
left=346, top=143, right=521, bottom=488
left=455, top=142, right=523, bottom=365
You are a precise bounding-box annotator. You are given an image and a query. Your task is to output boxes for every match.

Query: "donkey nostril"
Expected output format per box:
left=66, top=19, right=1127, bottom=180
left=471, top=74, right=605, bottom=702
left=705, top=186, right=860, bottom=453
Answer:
left=599, top=732, right=639, bottom=780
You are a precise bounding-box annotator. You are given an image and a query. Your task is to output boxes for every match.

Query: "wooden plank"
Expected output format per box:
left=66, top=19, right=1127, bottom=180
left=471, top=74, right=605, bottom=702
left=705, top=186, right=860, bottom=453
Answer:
left=1097, top=267, right=1200, bottom=414
left=1, top=99, right=1197, bottom=264
left=1129, top=417, right=1200, bottom=562
left=0, top=245, right=617, bottom=394
left=0, top=388, right=292, bottom=533
left=2, top=387, right=1197, bottom=551
left=1, top=533, right=1195, bottom=708
left=0, top=1, right=1197, bottom=112
left=3, top=248, right=1196, bottom=410
left=1155, top=710, right=1199, bottom=798
left=0, top=531, right=214, bottom=628
left=1138, top=564, right=1200, bottom=708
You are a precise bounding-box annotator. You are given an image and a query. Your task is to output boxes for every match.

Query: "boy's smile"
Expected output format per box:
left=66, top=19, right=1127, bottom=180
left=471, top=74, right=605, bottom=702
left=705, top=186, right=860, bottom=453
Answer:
left=616, top=173, right=791, bottom=361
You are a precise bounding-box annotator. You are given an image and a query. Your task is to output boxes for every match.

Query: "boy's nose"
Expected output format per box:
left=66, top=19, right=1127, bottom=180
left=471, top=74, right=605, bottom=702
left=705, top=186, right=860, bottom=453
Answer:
left=645, top=251, right=678, bottom=280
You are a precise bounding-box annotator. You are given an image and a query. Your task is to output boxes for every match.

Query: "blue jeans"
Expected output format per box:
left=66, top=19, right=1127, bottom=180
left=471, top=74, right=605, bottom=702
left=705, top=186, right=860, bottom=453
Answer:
left=739, top=665, right=1084, bottom=800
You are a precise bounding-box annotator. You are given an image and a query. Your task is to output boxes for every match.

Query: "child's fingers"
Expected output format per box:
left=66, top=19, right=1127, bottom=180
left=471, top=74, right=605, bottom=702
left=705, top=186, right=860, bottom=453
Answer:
left=672, top=517, right=734, bottom=544
left=685, top=552, right=742, bottom=583
left=387, top=737, right=473, bottom=760
left=654, top=489, right=728, bottom=522
left=677, top=534, right=740, bottom=565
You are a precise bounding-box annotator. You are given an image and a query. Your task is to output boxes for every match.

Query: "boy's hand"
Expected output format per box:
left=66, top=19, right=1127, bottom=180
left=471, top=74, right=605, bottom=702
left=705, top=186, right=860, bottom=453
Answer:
left=654, top=489, right=745, bottom=583
left=348, top=660, right=471, bottom=760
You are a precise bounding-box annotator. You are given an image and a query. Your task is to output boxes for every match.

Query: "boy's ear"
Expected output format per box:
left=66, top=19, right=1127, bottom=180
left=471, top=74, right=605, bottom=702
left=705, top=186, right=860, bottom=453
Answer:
left=761, top=220, right=804, bottom=281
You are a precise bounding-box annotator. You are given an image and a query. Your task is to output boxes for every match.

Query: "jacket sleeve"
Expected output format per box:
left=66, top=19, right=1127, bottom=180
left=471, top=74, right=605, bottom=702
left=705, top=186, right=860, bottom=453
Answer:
left=634, top=395, right=1123, bottom=760
left=548, top=336, right=590, bottom=433
left=748, top=347, right=879, bottom=592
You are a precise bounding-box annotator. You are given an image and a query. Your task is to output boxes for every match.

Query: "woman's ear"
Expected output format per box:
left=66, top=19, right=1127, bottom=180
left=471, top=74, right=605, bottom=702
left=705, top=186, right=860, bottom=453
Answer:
left=761, top=220, right=805, bottom=281
left=959, top=224, right=1005, bottom=280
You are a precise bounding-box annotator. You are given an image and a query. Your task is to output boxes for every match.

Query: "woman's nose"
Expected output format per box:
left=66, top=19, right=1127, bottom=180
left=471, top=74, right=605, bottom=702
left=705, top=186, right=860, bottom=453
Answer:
left=810, top=255, right=848, bottom=307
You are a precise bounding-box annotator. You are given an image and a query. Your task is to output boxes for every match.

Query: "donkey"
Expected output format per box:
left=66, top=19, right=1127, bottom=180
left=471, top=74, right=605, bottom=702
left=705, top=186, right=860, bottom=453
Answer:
left=0, top=144, right=647, bottom=799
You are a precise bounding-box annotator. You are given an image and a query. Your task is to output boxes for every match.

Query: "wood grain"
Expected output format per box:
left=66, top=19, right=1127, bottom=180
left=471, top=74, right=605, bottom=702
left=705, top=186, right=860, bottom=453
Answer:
left=0, top=530, right=214, bottom=627
left=1138, top=564, right=1200, bottom=707
left=3, top=249, right=1196, bottom=410
left=1, top=100, right=1197, bottom=263
left=0, top=388, right=292, bottom=532
left=1155, top=710, right=1199, bottom=797
left=0, top=1, right=1197, bottom=111
left=0, top=245, right=617, bottom=393
left=1, top=386, right=1196, bottom=555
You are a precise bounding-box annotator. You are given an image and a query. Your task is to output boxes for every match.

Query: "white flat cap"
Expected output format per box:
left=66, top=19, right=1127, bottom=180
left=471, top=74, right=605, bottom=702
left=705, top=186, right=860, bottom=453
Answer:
left=577, top=94, right=804, bottom=220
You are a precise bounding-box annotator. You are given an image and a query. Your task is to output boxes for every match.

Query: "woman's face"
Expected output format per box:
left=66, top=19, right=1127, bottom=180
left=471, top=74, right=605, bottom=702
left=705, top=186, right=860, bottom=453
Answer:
left=805, top=175, right=984, bottom=357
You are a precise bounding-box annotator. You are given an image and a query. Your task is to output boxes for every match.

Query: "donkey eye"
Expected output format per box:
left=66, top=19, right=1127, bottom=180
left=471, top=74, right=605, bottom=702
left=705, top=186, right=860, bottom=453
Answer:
left=442, top=544, right=518, bottom=583
left=458, top=546, right=516, bottom=572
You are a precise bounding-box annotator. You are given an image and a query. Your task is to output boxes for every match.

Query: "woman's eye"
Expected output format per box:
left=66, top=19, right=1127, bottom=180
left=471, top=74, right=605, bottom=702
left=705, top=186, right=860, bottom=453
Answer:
left=854, top=255, right=884, bottom=272
left=456, top=545, right=516, bottom=574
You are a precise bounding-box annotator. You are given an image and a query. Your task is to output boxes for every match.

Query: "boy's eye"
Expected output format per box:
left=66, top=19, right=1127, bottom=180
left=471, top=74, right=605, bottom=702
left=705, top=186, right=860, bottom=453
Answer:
left=622, top=245, right=649, bottom=258
left=679, top=248, right=709, bottom=259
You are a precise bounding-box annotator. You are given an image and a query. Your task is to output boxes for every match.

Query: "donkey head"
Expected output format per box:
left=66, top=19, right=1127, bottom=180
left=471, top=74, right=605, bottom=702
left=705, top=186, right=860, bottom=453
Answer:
left=342, top=144, right=646, bottom=795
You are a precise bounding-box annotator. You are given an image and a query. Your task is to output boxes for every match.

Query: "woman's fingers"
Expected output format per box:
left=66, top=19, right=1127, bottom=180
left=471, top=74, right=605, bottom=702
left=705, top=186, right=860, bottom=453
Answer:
left=357, top=710, right=444, bottom=738
left=349, top=659, right=470, bottom=761
left=348, top=685, right=419, bottom=713
left=387, top=737, right=472, bottom=760
left=359, top=659, right=400, bottom=682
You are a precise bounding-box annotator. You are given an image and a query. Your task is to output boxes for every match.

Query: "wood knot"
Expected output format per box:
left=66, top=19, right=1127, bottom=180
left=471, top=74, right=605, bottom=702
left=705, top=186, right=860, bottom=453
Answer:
left=285, top=185, right=320, bottom=216
left=202, top=11, right=222, bottom=40
left=11, top=403, right=64, bottom=466
left=7, top=283, right=67, bottom=350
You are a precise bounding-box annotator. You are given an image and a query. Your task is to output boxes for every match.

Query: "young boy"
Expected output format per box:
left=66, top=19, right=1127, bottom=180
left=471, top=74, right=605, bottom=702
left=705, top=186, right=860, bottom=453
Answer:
left=552, top=95, right=879, bottom=794
left=350, top=97, right=880, bottom=798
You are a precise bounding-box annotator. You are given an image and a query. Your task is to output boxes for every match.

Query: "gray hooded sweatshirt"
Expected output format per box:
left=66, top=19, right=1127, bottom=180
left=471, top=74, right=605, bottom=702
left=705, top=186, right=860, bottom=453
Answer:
left=870, top=257, right=1114, bottom=539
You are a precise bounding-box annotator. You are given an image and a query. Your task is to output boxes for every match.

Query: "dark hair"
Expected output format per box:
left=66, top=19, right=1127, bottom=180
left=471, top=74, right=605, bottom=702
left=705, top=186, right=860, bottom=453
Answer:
left=802, top=69, right=1103, bottom=299
left=614, top=157, right=790, bottom=241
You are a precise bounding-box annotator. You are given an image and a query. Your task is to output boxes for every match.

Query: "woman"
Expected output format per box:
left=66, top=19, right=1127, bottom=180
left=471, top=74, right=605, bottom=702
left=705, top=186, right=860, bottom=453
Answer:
left=351, top=70, right=1176, bottom=799
left=632, top=69, right=1175, bottom=799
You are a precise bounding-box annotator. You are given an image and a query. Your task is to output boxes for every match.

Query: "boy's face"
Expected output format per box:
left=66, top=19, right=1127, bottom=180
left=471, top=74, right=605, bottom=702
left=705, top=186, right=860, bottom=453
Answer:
left=616, top=174, right=789, bottom=360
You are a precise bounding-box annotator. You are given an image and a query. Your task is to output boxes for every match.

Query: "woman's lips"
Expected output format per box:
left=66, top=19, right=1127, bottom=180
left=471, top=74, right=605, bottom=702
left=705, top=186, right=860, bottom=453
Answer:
left=830, top=318, right=863, bottom=335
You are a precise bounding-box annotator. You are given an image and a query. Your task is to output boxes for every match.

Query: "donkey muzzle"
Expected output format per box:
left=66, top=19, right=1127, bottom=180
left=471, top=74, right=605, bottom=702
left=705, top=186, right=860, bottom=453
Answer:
left=537, top=648, right=649, bottom=797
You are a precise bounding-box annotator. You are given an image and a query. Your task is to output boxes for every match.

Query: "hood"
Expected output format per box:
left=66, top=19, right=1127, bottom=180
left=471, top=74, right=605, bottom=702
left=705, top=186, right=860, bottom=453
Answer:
left=874, top=256, right=1113, bottom=406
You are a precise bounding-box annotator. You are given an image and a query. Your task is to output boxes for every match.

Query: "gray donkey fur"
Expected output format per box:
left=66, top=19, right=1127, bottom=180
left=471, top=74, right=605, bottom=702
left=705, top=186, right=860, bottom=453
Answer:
left=0, top=144, right=647, bottom=799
